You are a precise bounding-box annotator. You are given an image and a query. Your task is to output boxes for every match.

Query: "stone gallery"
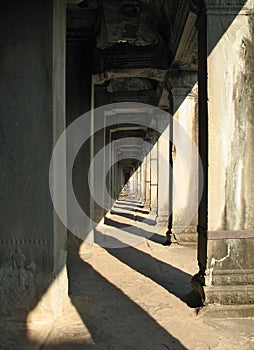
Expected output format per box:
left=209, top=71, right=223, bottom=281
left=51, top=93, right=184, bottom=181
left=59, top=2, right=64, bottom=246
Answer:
left=1, top=0, right=254, bottom=348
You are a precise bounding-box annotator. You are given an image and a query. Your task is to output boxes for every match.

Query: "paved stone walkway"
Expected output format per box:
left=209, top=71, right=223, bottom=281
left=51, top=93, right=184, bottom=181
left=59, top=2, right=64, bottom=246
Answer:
left=1, top=199, right=254, bottom=349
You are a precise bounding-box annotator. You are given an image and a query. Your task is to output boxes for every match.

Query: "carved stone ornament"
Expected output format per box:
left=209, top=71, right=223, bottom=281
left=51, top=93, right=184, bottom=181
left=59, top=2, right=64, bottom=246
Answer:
left=0, top=247, right=35, bottom=315
left=97, top=0, right=163, bottom=49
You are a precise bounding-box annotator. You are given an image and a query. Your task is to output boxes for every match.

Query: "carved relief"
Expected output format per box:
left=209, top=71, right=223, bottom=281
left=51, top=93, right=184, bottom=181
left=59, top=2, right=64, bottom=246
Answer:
left=0, top=247, right=35, bottom=315
left=97, top=0, right=164, bottom=49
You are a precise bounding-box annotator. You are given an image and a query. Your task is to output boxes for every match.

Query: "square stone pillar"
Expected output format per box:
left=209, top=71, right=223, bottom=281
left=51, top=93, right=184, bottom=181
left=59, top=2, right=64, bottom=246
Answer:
left=137, top=165, right=142, bottom=200
left=141, top=160, right=146, bottom=204
left=145, top=154, right=151, bottom=209
left=133, top=166, right=139, bottom=198
left=0, top=0, right=68, bottom=322
left=192, top=0, right=254, bottom=305
left=150, top=135, right=158, bottom=215
left=157, top=125, right=170, bottom=223
left=167, top=70, right=199, bottom=241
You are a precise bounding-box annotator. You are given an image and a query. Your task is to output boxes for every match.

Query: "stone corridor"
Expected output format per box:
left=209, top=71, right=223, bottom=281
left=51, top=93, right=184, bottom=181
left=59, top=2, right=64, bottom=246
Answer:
left=1, top=0, right=254, bottom=348
left=2, top=196, right=254, bottom=349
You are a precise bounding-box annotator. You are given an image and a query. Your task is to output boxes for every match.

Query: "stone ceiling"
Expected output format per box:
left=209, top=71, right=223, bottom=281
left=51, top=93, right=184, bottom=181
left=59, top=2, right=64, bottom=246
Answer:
left=67, top=0, right=197, bottom=109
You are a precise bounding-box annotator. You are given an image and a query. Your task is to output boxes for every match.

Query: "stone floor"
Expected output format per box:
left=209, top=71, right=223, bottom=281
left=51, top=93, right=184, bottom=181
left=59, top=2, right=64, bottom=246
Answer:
left=1, top=199, right=254, bottom=349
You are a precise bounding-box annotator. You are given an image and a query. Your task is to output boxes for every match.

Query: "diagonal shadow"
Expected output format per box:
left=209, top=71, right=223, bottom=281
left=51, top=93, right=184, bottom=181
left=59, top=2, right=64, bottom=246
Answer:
left=66, top=252, right=188, bottom=350
left=108, top=210, right=157, bottom=226
left=116, top=200, right=144, bottom=208
left=93, top=229, right=194, bottom=304
left=103, top=217, right=169, bottom=245
left=0, top=1, right=249, bottom=347
left=113, top=203, right=150, bottom=214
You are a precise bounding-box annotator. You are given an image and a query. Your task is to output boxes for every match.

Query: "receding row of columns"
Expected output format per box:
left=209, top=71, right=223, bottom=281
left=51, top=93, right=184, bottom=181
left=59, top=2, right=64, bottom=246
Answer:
left=1, top=0, right=254, bottom=323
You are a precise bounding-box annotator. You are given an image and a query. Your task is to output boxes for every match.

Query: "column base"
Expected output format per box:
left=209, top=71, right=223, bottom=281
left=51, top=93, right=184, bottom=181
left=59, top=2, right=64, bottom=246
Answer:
left=204, top=284, right=254, bottom=305
left=197, top=304, right=254, bottom=318
left=193, top=232, right=254, bottom=306
left=157, top=211, right=169, bottom=223
left=172, top=225, right=198, bottom=242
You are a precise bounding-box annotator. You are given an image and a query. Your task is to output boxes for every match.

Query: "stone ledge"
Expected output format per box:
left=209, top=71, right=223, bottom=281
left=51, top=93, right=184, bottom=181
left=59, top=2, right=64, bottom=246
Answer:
left=175, top=232, right=198, bottom=243
left=212, top=269, right=254, bottom=285
left=197, top=303, right=254, bottom=318
left=204, top=285, right=254, bottom=305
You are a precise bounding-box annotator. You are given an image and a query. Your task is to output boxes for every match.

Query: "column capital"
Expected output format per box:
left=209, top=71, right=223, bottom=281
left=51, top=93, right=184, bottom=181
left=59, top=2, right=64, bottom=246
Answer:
left=165, top=69, right=197, bottom=96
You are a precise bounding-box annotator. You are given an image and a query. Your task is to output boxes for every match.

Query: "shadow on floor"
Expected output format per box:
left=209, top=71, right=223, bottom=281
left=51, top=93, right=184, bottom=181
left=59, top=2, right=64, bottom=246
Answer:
left=113, top=203, right=150, bottom=214
left=103, top=217, right=168, bottom=245
left=109, top=209, right=157, bottom=226
left=66, top=253, right=188, bottom=350
left=93, top=229, right=194, bottom=305
left=115, top=200, right=145, bottom=208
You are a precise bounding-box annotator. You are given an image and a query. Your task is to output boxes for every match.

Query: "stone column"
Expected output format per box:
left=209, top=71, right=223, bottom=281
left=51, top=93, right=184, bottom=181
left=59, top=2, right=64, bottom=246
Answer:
left=92, top=84, right=109, bottom=223
left=150, top=135, right=158, bottom=215
left=0, top=0, right=68, bottom=322
left=66, top=24, right=93, bottom=249
left=157, top=124, right=170, bottom=223
left=141, top=159, right=146, bottom=204
left=192, top=0, right=254, bottom=305
left=145, top=154, right=151, bottom=209
left=137, top=165, right=142, bottom=201
left=111, top=138, right=116, bottom=200
left=166, top=70, right=199, bottom=241
left=134, top=167, right=139, bottom=198
left=129, top=167, right=134, bottom=193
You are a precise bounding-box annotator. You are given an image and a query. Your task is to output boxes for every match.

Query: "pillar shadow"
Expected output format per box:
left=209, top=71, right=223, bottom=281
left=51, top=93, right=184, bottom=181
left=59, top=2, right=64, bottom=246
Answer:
left=0, top=2, right=249, bottom=348
left=116, top=200, right=144, bottom=208
left=93, top=229, right=199, bottom=308
left=108, top=210, right=157, bottom=226
left=103, top=217, right=168, bottom=245
left=65, top=252, right=188, bottom=350
left=113, top=203, right=150, bottom=214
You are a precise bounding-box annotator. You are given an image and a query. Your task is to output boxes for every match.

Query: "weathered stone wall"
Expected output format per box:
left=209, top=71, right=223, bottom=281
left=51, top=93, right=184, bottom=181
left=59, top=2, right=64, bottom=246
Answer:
left=194, top=0, right=254, bottom=305
left=0, top=0, right=68, bottom=321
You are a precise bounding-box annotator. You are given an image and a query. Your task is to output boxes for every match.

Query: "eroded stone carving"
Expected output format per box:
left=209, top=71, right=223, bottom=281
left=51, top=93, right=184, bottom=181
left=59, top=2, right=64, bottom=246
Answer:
left=0, top=247, right=35, bottom=315
left=97, top=0, right=164, bottom=49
